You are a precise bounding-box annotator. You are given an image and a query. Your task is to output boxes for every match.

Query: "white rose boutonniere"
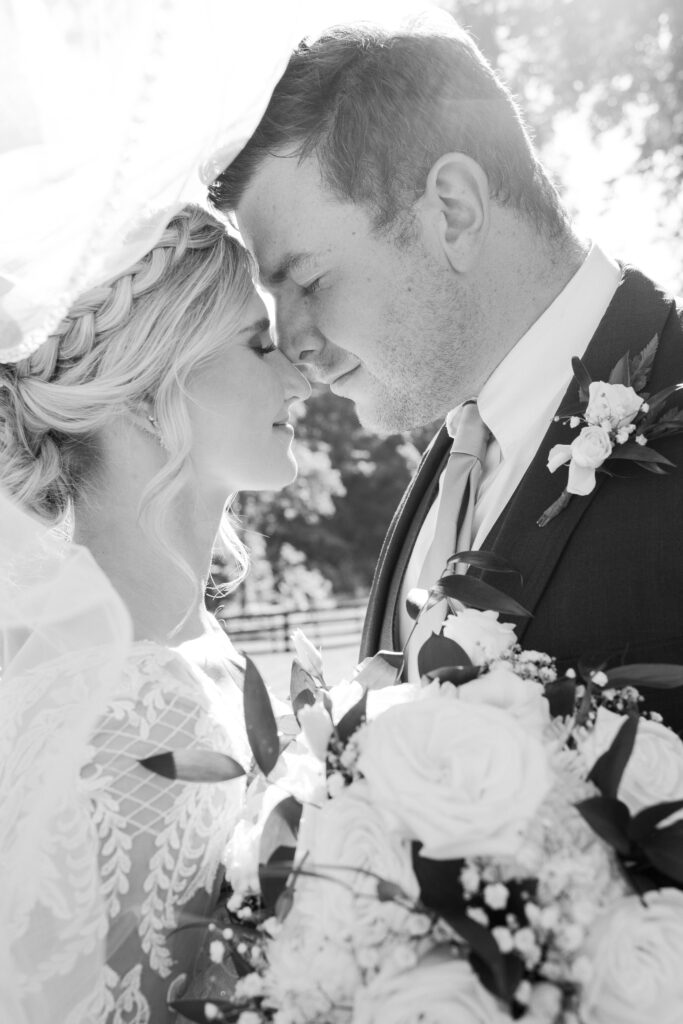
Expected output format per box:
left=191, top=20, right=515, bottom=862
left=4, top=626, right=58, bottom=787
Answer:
left=538, top=335, right=683, bottom=526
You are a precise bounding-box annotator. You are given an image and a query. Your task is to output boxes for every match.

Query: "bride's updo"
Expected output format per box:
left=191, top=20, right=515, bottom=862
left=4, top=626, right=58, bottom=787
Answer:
left=0, top=204, right=253, bottom=553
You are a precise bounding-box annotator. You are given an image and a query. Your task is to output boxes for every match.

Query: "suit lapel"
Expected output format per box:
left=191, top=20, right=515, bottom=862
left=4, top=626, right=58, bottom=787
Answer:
left=481, top=267, right=678, bottom=637
left=361, top=425, right=451, bottom=655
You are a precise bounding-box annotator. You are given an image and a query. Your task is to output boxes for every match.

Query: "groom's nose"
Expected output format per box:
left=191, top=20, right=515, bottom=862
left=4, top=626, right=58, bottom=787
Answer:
left=275, top=297, right=323, bottom=367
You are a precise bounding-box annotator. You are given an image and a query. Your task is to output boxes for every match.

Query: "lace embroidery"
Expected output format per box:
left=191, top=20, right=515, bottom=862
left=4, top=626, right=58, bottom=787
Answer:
left=84, top=642, right=248, bottom=1020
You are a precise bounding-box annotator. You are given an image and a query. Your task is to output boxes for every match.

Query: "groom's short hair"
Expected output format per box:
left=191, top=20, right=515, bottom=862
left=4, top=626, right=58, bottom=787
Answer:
left=210, top=25, right=568, bottom=238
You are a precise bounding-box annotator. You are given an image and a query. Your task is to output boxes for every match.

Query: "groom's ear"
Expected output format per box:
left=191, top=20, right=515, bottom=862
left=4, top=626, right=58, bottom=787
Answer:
left=417, top=153, right=489, bottom=273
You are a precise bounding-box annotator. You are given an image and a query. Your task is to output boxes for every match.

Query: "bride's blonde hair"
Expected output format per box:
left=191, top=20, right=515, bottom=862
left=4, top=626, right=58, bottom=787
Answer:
left=0, top=204, right=252, bottom=584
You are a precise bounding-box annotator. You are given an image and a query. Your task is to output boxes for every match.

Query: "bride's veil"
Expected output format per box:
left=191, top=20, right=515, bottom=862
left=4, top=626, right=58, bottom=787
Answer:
left=0, top=489, right=133, bottom=1022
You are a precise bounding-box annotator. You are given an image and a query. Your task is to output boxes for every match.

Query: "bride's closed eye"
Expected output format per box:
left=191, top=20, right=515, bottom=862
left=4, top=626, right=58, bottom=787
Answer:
left=249, top=335, right=277, bottom=357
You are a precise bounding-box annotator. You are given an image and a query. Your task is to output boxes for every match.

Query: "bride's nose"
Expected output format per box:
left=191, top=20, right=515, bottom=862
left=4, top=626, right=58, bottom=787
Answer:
left=276, top=348, right=312, bottom=402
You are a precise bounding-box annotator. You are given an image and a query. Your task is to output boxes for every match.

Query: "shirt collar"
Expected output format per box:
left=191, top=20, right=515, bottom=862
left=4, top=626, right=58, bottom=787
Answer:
left=458, top=243, right=621, bottom=456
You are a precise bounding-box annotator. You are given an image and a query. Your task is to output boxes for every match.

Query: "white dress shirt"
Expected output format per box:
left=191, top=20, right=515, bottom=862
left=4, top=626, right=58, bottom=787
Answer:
left=398, top=243, right=621, bottom=663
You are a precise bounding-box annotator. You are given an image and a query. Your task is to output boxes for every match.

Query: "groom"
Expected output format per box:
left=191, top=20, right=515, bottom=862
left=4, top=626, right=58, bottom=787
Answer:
left=211, top=23, right=683, bottom=730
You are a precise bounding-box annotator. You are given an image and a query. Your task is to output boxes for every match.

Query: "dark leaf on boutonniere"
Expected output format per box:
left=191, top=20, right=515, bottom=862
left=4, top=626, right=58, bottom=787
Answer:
left=640, top=383, right=683, bottom=427
left=437, top=575, right=532, bottom=618
left=640, top=819, right=683, bottom=885
left=446, top=550, right=523, bottom=583
left=169, top=999, right=241, bottom=1023
left=575, top=796, right=631, bottom=855
left=243, top=653, right=279, bottom=776
left=571, top=355, right=593, bottom=403
left=290, top=660, right=318, bottom=722
left=544, top=674, right=577, bottom=718
left=608, top=350, right=631, bottom=387
left=417, top=633, right=472, bottom=679
left=335, top=688, right=368, bottom=746
left=630, top=798, right=683, bottom=843
left=425, top=665, right=482, bottom=685
left=139, top=749, right=245, bottom=783
left=629, top=334, right=659, bottom=393
left=606, top=664, right=683, bottom=689
left=588, top=714, right=639, bottom=799
left=355, top=650, right=403, bottom=690
left=376, top=879, right=412, bottom=903
left=609, top=443, right=675, bottom=466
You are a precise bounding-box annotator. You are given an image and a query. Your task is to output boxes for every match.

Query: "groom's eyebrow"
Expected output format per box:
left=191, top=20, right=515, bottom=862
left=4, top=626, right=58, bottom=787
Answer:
left=261, top=252, right=316, bottom=288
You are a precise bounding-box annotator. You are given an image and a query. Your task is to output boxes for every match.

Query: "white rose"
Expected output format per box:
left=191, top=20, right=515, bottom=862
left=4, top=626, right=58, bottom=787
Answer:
left=267, top=742, right=326, bottom=805
left=442, top=608, right=517, bottom=666
left=357, top=697, right=553, bottom=859
left=579, top=707, right=683, bottom=816
left=580, top=889, right=683, bottom=1024
left=458, top=666, right=550, bottom=736
left=547, top=425, right=612, bottom=496
left=585, top=381, right=643, bottom=430
left=298, top=702, right=333, bottom=761
left=294, top=785, right=420, bottom=950
left=352, top=952, right=510, bottom=1024
left=264, top=906, right=361, bottom=1024
left=567, top=425, right=613, bottom=495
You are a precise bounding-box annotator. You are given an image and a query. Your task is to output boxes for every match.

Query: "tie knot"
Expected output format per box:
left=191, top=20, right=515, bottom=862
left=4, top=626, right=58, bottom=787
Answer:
left=448, top=401, right=489, bottom=462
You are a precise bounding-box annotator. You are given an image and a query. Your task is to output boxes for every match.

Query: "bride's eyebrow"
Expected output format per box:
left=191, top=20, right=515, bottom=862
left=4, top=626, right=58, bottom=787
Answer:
left=261, top=251, right=316, bottom=288
left=237, top=317, right=271, bottom=336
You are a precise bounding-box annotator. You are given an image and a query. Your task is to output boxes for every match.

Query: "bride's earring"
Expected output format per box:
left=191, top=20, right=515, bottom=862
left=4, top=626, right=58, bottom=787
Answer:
left=146, top=414, right=169, bottom=451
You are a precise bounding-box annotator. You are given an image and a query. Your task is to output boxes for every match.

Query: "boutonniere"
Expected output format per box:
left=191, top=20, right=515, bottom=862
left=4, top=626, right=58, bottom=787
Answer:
left=538, top=335, right=683, bottom=526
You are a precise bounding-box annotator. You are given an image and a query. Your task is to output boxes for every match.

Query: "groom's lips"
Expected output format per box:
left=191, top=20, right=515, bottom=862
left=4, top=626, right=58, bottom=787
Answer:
left=329, top=365, right=360, bottom=394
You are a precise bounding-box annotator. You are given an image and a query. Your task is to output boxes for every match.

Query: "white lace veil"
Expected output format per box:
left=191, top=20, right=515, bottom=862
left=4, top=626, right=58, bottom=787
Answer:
left=0, top=489, right=133, bottom=1023
left=0, top=0, right=444, bottom=1017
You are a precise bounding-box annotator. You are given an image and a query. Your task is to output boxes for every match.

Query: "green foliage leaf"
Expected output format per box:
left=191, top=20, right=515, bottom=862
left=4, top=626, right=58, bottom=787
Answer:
left=629, top=334, right=659, bottom=393
left=243, top=653, right=279, bottom=776
left=572, top=355, right=593, bottom=402
left=405, top=587, right=430, bottom=620
left=446, top=549, right=523, bottom=582
left=437, top=574, right=531, bottom=619
left=575, top=796, right=631, bottom=854
left=290, top=660, right=318, bottom=721
left=608, top=351, right=631, bottom=386
left=606, top=664, right=683, bottom=689
left=139, top=750, right=245, bottom=783
left=417, top=633, right=472, bottom=679
left=544, top=674, right=577, bottom=718
left=168, top=1000, right=241, bottom=1023
left=588, top=714, right=638, bottom=799
left=425, top=665, right=482, bottom=685
left=259, top=795, right=302, bottom=869
left=335, top=689, right=368, bottom=746
left=258, top=844, right=296, bottom=912
left=275, top=885, right=295, bottom=922
left=641, top=383, right=683, bottom=426
left=443, top=910, right=513, bottom=1004
left=376, top=879, right=411, bottom=902
left=641, top=820, right=683, bottom=884
left=630, top=799, right=683, bottom=843
left=355, top=650, right=403, bottom=690
left=609, top=443, right=674, bottom=466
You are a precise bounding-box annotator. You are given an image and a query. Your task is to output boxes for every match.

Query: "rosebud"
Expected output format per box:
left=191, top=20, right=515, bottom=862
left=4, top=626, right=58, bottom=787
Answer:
left=291, top=628, right=324, bottom=678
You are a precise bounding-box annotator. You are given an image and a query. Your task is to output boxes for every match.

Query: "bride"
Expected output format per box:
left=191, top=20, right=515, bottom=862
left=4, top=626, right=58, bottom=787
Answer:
left=0, top=205, right=309, bottom=1021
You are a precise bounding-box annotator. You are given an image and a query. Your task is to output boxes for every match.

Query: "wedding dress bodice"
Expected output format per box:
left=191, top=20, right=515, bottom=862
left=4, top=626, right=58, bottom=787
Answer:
left=4, top=631, right=250, bottom=1024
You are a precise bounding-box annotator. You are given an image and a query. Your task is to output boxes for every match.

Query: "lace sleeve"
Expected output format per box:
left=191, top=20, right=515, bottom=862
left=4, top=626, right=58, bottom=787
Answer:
left=82, top=646, right=247, bottom=1022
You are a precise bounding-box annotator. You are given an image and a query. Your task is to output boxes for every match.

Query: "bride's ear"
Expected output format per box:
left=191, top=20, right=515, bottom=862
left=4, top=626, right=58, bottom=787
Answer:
left=416, top=153, right=490, bottom=273
left=128, top=397, right=167, bottom=449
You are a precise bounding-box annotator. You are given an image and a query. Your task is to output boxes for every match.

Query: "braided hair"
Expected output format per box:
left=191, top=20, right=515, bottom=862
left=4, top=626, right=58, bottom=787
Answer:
left=0, top=205, right=253, bottom=577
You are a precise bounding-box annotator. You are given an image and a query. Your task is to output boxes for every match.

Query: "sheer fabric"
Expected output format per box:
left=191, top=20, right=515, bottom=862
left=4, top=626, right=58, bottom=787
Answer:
left=0, top=0, right=441, bottom=364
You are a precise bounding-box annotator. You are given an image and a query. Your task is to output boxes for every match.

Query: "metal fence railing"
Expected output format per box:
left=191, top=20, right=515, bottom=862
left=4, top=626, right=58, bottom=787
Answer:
left=217, top=600, right=366, bottom=655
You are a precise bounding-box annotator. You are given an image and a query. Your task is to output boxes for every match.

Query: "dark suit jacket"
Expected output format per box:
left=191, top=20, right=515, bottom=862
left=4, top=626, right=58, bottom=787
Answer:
left=360, top=267, right=683, bottom=733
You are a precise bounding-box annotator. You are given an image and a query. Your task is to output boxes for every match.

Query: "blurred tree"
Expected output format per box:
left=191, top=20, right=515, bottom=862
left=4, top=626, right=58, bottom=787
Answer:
left=448, top=0, right=683, bottom=239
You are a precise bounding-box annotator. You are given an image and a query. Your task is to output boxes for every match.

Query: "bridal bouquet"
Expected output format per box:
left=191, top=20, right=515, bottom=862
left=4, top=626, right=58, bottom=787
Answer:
left=153, top=555, right=683, bottom=1024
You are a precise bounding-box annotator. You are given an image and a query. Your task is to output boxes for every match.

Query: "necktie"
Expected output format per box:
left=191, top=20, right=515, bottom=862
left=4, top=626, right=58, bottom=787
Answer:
left=408, top=401, right=490, bottom=670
